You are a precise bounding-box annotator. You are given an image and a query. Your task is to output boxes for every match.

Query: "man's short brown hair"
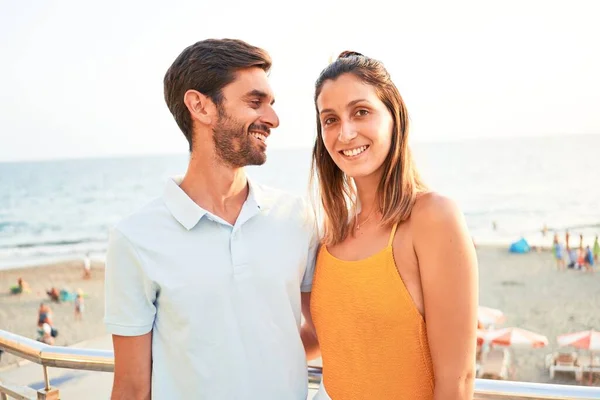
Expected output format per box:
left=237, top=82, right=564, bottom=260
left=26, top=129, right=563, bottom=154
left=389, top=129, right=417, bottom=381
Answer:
left=164, top=39, right=271, bottom=151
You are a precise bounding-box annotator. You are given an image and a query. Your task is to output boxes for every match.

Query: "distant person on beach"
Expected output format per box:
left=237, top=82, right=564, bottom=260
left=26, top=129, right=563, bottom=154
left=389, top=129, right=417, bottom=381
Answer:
left=308, top=51, right=477, bottom=400
left=82, top=252, right=92, bottom=279
left=18, top=277, right=29, bottom=292
left=565, top=230, right=570, bottom=250
left=577, top=247, right=586, bottom=270
left=74, top=292, right=84, bottom=320
left=552, top=234, right=566, bottom=270
left=10, top=277, right=31, bottom=294
left=37, top=303, right=53, bottom=328
left=567, top=247, right=579, bottom=269
left=583, top=245, right=594, bottom=273
left=46, top=287, right=60, bottom=302
left=38, top=323, right=54, bottom=345
left=104, top=39, right=318, bottom=400
left=37, top=304, right=58, bottom=340
left=593, top=235, right=599, bottom=263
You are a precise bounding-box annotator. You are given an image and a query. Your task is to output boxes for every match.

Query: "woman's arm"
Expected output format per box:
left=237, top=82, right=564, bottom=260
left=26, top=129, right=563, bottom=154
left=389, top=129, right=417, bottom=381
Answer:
left=413, top=193, right=478, bottom=400
left=301, top=292, right=321, bottom=360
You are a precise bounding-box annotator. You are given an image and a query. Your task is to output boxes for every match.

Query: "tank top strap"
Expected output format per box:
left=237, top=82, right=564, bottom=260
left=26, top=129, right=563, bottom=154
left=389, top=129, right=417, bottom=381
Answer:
left=388, top=222, right=399, bottom=247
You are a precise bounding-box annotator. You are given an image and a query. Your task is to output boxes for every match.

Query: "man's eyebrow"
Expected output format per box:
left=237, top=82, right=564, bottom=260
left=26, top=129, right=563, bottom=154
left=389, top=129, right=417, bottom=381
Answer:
left=244, top=89, right=275, bottom=105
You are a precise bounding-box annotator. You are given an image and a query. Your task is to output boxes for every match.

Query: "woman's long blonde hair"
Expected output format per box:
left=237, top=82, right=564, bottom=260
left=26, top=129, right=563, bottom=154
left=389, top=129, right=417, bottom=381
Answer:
left=310, top=51, right=427, bottom=246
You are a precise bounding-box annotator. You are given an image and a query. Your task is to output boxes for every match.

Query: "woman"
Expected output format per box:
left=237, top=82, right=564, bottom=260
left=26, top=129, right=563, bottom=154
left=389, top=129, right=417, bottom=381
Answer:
left=37, top=303, right=53, bottom=328
left=553, top=233, right=565, bottom=270
left=309, top=51, right=478, bottom=399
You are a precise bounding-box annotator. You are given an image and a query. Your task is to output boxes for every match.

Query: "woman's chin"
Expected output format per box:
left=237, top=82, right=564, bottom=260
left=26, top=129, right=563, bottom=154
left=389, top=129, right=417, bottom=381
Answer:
left=337, top=161, right=387, bottom=182
left=342, top=167, right=378, bottom=180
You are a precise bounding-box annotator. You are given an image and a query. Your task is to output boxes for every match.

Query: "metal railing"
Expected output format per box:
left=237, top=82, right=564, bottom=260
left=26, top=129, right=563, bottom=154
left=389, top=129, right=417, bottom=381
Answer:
left=1, top=329, right=599, bottom=399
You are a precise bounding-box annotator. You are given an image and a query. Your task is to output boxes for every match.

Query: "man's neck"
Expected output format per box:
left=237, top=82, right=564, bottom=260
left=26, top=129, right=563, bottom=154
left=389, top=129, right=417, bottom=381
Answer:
left=179, top=152, right=249, bottom=225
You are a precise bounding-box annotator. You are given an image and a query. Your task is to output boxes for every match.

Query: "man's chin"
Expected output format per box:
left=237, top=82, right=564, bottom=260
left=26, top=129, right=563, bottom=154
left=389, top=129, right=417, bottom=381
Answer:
left=246, top=154, right=267, bottom=167
left=233, top=151, right=267, bottom=168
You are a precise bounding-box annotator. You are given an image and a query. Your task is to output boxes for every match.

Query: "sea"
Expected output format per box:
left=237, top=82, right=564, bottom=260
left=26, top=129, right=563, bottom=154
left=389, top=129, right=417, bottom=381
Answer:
left=1, top=134, right=599, bottom=270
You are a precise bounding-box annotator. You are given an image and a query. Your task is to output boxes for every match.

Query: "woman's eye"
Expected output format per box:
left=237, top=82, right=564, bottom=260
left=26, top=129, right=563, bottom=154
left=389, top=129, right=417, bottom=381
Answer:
left=356, top=109, right=369, bottom=117
left=324, top=117, right=336, bottom=126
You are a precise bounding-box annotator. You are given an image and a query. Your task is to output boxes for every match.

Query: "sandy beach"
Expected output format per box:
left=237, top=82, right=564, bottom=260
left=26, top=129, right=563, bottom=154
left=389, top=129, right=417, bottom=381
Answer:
left=477, top=246, right=600, bottom=385
left=1, top=247, right=599, bottom=385
left=0, top=258, right=107, bottom=370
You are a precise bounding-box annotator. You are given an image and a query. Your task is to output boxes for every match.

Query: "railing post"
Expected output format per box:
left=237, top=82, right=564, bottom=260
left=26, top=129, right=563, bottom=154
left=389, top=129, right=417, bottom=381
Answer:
left=36, top=365, right=60, bottom=400
left=36, top=387, right=60, bottom=400
left=42, top=366, right=50, bottom=391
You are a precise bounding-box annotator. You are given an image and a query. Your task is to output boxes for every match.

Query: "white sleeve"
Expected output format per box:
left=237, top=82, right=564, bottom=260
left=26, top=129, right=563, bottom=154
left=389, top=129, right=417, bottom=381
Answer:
left=104, top=228, right=157, bottom=336
left=301, top=201, right=320, bottom=293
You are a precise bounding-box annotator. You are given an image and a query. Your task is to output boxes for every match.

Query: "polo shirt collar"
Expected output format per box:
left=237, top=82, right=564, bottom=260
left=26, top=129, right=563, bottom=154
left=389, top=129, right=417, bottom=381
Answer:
left=163, top=176, right=271, bottom=230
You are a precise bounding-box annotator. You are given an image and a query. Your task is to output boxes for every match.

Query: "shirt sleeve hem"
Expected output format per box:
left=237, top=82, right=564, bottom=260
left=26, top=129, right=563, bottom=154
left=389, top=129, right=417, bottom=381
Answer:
left=300, top=284, right=312, bottom=293
left=104, top=321, right=153, bottom=336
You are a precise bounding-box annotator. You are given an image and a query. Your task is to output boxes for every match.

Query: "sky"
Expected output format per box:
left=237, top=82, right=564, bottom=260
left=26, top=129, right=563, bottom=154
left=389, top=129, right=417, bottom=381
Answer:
left=0, top=0, right=599, bottom=162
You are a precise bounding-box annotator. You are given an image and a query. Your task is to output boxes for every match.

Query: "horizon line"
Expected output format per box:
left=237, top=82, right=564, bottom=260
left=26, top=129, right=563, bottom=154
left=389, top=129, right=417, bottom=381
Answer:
left=1, top=132, right=598, bottom=164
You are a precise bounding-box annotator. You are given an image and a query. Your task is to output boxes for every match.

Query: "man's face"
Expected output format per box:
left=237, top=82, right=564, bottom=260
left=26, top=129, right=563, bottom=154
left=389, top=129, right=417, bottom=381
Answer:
left=212, top=67, right=279, bottom=168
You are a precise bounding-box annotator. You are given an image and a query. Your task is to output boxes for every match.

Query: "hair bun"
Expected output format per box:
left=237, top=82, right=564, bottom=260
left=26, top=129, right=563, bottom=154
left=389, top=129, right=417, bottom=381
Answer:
left=337, top=51, right=364, bottom=59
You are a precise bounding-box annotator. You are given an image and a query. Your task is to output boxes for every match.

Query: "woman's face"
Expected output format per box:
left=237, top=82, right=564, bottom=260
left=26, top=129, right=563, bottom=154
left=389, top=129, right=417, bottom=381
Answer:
left=317, top=73, right=393, bottom=179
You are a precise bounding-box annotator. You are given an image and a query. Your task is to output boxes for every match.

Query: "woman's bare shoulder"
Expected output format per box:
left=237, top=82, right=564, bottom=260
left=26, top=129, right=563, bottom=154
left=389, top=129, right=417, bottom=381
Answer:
left=412, top=191, right=463, bottom=228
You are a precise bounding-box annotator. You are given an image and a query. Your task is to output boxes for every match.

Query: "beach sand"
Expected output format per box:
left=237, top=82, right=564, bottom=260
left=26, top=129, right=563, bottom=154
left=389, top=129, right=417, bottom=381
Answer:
left=1, top=247, right=599, bottom=385
left=477, top=246, right=600, bottom=385
left=0, top=258, right=107, bottom=370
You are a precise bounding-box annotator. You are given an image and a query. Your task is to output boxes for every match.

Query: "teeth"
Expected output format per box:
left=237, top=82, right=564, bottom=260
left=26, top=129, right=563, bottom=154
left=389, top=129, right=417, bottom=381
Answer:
left=249, top=131, right=267, bottom=142
left=342, top=145, right=368, bottom=157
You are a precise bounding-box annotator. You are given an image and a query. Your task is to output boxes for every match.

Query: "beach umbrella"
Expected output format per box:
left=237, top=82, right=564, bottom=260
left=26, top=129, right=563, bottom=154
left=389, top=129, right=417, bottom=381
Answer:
left=557, top=330, right=600, bottom=385
left=478, top=306, right=506, bottom=328
left=476, top=329, right=487, bottom=347
left=481, top=327, right=549, bottom=348
left=557, top=330, right=600, bottom=350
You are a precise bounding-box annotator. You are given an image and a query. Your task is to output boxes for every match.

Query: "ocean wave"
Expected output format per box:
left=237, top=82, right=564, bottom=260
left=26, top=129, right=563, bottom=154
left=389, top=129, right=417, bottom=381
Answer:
left=0, top=239, right=108, bottom=266
left=0, top=237, right=105, bottom=250
left=561, top=222, right=600, bottom=230
left=0, top=220, right=29, bottom=233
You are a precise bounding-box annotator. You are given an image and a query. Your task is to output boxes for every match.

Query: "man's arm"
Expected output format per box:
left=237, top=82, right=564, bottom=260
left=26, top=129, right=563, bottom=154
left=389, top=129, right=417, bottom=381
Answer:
left=300, top=292, right=320, bottom=361
left=104, top=227, right=157, bottom=400
left=299, top=197, right=321, bottom=360
left=111, top=333, right=152, bottom=400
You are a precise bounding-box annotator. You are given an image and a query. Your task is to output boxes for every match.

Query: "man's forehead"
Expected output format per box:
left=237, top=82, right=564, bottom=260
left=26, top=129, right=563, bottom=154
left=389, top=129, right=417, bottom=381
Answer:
left=225, top=68, right=274, bottom=98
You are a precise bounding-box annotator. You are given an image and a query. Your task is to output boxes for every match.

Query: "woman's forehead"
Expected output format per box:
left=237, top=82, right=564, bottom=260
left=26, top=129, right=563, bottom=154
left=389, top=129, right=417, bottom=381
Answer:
left=317, top=75, right=379, bottom=110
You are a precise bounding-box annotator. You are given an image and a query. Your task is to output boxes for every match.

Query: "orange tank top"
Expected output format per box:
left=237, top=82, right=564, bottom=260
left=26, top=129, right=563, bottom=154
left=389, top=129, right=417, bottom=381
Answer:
left=311, top=223, right=434, bottom=399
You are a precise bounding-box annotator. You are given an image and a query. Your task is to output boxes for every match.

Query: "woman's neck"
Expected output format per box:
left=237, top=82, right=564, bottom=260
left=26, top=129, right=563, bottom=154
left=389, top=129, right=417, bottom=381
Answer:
left=354, top=173, right=381, bottom=217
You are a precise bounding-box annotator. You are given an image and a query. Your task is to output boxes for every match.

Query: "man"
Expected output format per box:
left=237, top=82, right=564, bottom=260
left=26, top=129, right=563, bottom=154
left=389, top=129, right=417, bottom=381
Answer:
left=82, top=252, right=91, bottom=279
left=104, top=38, right=319, bottom=399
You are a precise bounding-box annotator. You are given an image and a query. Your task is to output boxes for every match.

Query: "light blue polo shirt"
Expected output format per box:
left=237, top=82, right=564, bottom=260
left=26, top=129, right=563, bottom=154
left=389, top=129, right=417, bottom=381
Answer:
left=104, top=177, right=318, bottom=399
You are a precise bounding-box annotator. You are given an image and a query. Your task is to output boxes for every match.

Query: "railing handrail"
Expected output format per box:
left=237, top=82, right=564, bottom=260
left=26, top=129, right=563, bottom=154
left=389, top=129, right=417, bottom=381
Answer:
left=1, top=329, right=600, bottom=399
left=0, top=329, right=113, bottom=372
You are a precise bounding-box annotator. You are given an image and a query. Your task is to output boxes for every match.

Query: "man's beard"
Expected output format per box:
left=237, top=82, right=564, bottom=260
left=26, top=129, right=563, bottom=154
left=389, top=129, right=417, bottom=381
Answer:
left=212, top=106, right=268, bottom=168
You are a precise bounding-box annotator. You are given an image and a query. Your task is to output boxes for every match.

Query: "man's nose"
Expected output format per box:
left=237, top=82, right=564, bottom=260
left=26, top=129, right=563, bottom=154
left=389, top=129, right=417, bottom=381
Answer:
left=262, top=105, right=279, bottom=129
